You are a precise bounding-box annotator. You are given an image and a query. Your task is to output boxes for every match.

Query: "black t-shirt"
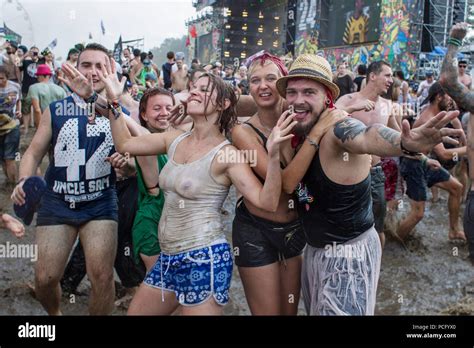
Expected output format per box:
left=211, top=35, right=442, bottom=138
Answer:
left=162, top=62, right=174, bottom=89
left=20, top=60, right=38, bottom=95
left=353, top=76, right=365, bottom=92
left=335, top=74, right=353, bottom=98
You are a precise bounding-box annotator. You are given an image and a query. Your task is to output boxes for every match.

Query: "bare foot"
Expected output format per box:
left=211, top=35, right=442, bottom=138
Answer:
left=1, top=213, right=25, bottom=238
left=448, top=230, right=467, bottom=241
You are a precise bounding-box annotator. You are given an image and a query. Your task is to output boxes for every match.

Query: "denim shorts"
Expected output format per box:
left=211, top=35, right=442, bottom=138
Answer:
left=143, top=241, right=233, bottom=306
left=399, top=157, right=450, bottom=202
left=370, top=165, right=386, bottom=233
left=0, top=125, right=20, bottom=160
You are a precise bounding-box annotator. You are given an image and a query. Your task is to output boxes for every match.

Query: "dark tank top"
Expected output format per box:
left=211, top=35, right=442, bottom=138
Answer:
left=296, top=150, right=374, bottom=247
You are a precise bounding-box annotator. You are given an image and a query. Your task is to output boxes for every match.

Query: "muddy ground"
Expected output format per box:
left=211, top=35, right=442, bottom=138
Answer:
left=0, top=132, right=473, bottom=315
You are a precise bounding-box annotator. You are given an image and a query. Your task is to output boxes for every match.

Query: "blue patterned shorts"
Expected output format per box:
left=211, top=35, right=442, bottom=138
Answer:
left=143, top=242, right=233, bottom=306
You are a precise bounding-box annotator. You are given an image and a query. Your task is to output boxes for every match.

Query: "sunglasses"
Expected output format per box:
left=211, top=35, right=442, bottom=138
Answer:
left=459, top=65, right=467, bottom=68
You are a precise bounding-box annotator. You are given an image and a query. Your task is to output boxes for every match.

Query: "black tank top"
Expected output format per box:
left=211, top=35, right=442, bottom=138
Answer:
left=296, top=151, right=374, bottom=247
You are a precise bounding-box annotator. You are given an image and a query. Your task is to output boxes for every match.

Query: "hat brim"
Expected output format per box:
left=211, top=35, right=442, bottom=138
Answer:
left=0, top=119, right=18, bottom=133
left=276, top=74, right=340, bottom=100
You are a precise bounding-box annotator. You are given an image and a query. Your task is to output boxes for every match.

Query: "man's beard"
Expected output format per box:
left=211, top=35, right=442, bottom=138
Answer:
left=293, top=112, right=320, bottom=136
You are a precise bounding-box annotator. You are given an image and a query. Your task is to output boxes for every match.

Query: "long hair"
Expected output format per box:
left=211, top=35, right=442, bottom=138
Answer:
left=196, top=73, right=237, bottom=135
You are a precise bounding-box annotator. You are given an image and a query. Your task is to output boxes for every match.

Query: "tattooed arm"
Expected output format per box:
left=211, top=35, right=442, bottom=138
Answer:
left=332, top=111, right=464, bottom=157
left=332, top=118, right=404, bottom=156
left=439, top=22, right=474, bottom=113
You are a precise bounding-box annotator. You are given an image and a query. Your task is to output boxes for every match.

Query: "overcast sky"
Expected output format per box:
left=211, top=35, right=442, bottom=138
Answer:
left=1, top=0, right=196, bottom=61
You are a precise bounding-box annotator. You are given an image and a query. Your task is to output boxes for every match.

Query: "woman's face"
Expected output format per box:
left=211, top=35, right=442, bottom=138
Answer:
left=187, top=76, right=218, bottom=117
left=248, top=62, right=281, bottom=108
left=142, top=94, right=173, bottom=131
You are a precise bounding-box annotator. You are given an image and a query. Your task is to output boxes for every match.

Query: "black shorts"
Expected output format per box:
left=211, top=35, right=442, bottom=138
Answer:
left=232, top=201, right=306, bottom=267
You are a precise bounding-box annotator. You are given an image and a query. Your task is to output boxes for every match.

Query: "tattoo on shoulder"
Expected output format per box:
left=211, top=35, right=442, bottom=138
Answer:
left=333, top=118, right=367, bottom=142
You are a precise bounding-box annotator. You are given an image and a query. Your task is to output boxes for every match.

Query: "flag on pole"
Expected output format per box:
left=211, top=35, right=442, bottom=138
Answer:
left=100, top=20, right=106, bottom=35
left=113, top=36, right=123, bottom=64
left=47, top=38, right=58, bottom=49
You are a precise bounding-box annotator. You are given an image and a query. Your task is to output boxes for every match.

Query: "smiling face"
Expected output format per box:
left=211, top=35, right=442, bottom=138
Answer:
left=248, top=61, right=282, bottom=109
left=285, top=78, right=327, bottom=136
left=77, top=49, right=110, bottom=93
left=187, top=76, right=218, bottom=117
left=142, top=94, right=174, bottom=131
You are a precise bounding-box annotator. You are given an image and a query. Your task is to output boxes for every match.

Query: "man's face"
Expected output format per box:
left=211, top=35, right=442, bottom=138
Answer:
left=143, top=94, right=173, bottom=131
left=285, top=78, right=327, bottom=136
left=176, top=60, right=183, bottom=69
left=225, top=67, right=233, bottom=77
left=0, top=73, right=7, bottom=88
left=426, top=76, right=433, bottom=83
left=370, top=65, right=393, bottom=95
left=458, top=63, right=467, bottom=73
left=77, top=50, right=110, bottom=93
left=355, top=0, right=363, bottom=11
left=438, top=93, right=454, bottom=111
left=31, top=48, right=39, bottom=61
left=123, top=49, right=130, bottom=59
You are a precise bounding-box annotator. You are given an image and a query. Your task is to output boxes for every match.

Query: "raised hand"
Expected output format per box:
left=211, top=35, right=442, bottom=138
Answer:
left=309, top=107, right=347, bottom=141
left=401, top=110, right=463, bottom=154
left=105, top=152, right=129, bottom=169
left=58, top=63, right=94, bottom=99
left=449, top=22, right=469, bottom=41
left=96, top=57, right=127, bottom=103
left=168, top=102, right=188, bottom=127
left=266, top=111, right=297, bottom=157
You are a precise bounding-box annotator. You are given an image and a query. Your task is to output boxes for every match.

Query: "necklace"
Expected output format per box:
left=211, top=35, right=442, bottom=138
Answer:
left=257, top=115, right=274, bottom=134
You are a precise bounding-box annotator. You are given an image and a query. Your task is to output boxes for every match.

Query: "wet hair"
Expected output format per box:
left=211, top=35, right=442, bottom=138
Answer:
left=357, top=64, right=367, bottom=75
left=138, top=87, right=176, bottom=128
left=187, top=67, right=206, bottom=90
left=367, top=61, right=391, bottom=77
left=167, top=51, right=175, bottom=60
left=195, top=73, right=237, bottom=135
left=77, top=43, right=109, bottom=64
left=0, top=66, right=7, bottom=77
left=458, top=60, right=468, bottom=65
left=133, top=48, right=141, bottom=57
left=140, top=52, right=148, bottom=63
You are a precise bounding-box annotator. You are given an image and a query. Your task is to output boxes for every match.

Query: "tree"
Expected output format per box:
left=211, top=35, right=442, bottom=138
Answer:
left=149, top=35, right=188, bottom=66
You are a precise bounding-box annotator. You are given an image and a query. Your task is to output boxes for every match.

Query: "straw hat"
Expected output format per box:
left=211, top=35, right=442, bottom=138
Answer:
left=0, top=113, right=18, bottom=136
left=276, top=54, right=340, bottom=100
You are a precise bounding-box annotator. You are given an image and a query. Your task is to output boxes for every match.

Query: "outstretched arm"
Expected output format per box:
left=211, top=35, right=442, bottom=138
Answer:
left=439, top=22, right=474, bottom=113
left=332, top=111, right=463, bottom=157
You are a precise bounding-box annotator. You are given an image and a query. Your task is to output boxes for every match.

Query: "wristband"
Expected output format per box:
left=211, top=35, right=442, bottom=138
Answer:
left=306, top=137, right=320, bottom=150
left=400, top=139, right=421, bottom=156
left=84, top=91, right=98, bottom=104
left=447, top=37, right=462, bottom=47
left=17, top=177, right=26, bottom=185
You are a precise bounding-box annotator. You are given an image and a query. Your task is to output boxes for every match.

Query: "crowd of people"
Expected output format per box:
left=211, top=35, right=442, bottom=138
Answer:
left=0, top=22, right=473, bottom=316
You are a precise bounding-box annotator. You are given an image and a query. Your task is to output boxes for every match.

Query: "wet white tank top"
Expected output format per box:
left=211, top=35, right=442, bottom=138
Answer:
left=158, top=131, right=230, bottom=254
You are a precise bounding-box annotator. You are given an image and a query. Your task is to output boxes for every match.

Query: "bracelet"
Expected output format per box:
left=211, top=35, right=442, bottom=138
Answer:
left=84, top=92, right=98, bottom=104
left=306, top=137, right=320, bottom=150
left=400, top=139, right=421, bottom=156
left=447, top=37, right=462, bottom=47
left=17, top=177, right=26, bottom=185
